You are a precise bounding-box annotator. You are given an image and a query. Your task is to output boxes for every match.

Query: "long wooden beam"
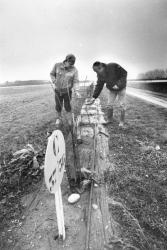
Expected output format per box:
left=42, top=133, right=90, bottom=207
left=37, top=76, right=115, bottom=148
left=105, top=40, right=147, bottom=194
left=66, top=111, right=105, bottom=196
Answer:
left=77, top=99, right=118, bottom=250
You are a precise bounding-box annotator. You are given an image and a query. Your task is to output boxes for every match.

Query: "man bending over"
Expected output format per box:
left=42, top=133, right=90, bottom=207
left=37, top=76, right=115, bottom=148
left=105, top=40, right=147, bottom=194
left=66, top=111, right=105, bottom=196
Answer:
left=88, top=61, right=127, bottom=127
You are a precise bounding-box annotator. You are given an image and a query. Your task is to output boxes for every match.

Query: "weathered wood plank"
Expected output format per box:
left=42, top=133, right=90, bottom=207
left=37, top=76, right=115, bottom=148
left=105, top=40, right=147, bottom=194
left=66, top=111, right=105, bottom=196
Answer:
left=89, top=132, right=116, bottom=250
left=77, top=98, right=118, bottom=250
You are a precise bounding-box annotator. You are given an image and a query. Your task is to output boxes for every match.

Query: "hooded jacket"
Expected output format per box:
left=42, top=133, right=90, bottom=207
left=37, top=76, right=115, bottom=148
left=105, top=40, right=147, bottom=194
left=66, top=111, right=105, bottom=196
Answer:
left=93, top=63, right=127, bottom=99
left=50, top=62, right=78, bottom=92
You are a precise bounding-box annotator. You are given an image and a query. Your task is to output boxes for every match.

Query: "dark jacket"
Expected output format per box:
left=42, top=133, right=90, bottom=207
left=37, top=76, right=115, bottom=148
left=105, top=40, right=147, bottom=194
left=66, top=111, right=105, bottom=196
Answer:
left=93, top=63, right=127, bottom=99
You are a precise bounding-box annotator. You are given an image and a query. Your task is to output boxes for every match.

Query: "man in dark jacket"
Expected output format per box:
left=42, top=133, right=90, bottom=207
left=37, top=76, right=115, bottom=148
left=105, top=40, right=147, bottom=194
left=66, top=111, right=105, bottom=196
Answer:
left=87, top=61, right=127, bottom=127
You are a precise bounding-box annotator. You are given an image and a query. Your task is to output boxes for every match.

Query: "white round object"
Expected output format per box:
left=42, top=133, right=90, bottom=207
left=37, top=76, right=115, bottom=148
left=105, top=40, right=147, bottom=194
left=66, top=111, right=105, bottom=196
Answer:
left=92, top=204, right=98, bottom=210
left=44, top=130, right=66, bottom=193
left=155, top=145, right=160, bottom=151
left=68, top=193, right=80, bottom=204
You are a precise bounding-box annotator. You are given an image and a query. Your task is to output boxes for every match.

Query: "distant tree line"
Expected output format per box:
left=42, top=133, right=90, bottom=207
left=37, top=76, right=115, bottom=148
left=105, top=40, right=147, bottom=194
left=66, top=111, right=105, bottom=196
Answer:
left=0, top=80, right=50, bottom=87
left=138, top=69, right=167, bottom=80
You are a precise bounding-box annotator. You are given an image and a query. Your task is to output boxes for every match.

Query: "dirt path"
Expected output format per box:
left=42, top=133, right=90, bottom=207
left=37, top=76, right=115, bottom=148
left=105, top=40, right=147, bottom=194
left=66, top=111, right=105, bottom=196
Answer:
left=13, top=178, right=88, bottom=250
left=12, top=97, right=114, bottom=250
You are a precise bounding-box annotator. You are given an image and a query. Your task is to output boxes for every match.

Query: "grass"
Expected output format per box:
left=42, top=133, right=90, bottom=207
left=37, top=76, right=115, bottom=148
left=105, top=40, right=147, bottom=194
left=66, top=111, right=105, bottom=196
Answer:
left=100, top=89, right=167, bottom=249
left=0, top=83, right=87, bottom=249
left=1, top=84, right=167, bottom=249
left=0, top=85, right=57, bottom=154
left=0, top=85, right=57, bottom=243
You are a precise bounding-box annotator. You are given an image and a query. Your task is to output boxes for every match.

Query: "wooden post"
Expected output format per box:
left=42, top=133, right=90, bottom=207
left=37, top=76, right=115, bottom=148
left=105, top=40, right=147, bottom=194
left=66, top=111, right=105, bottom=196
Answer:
left=89, top=131, right=115, bottom=250
left=77, top=99, right=117, bottom=250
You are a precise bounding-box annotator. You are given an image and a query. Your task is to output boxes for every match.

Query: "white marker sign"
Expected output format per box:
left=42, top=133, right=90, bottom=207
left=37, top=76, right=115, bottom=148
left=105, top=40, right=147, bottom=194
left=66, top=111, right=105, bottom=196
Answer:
left=44, top=130, right=66, bottom=240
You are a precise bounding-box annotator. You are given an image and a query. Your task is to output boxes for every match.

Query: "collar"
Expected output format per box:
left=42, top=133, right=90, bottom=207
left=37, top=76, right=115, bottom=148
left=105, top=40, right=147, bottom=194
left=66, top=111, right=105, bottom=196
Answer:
left=103, top=63, right=108, bottom=74
left=60, top=62, right=74, bottom=70
left=97, top=63, right=107, bottom=78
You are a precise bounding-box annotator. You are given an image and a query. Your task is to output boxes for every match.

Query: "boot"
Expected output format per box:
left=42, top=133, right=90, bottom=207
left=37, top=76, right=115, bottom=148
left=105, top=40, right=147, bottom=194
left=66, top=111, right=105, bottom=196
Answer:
left=66, top=111, right=73, bottom=128
left=65, top=164, right=77, bottom=193
left=55, top=112, right=62, bottom=128
left=119, top=110, right=125, bottom=127
left=106, top=108, right=114, bottom=124
left=69, top=179, right=77, bottom=193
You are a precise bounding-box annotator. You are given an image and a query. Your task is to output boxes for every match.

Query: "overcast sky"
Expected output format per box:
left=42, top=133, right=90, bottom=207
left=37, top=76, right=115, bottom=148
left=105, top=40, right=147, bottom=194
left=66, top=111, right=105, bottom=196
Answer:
left=0, top=0, right=167, bottom=82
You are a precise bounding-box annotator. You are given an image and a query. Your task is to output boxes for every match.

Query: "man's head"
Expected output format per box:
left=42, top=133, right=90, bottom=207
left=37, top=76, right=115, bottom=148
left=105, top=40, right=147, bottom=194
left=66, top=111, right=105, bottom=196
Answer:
left=92, top=61, right=105, bottom=75
left=64, top=54, right=76, bottom=67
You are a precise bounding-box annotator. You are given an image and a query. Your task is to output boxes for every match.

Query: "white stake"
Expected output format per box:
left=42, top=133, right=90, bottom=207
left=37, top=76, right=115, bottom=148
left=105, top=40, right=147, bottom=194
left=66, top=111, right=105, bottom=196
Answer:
left=55, top=186, right=65, bottom=240
left=44, top=130, right=66, bottom=241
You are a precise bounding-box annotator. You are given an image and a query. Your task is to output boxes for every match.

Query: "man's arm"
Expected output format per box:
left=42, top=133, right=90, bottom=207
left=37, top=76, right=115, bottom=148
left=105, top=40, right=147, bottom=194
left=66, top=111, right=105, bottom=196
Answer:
left=92, top=78, right=105, bottom=99
left=72, top=69, right=80, bottom=97
left=50, top=64, right=57, bottom=84
left=86, top=79, right=104, bottom=105
left=72, top=69, right=79, bottom=88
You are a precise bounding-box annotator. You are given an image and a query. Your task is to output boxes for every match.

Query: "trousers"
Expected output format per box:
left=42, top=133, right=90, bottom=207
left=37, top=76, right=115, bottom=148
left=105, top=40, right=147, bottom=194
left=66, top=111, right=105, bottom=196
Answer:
left=107, top=87, right=126, bottom=110
left=55, top=89, right=72, bottom=113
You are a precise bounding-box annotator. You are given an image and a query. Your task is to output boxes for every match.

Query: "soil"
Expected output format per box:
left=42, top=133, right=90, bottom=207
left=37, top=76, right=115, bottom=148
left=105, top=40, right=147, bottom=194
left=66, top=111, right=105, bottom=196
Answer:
left=12, top=177, right=88, bottom=250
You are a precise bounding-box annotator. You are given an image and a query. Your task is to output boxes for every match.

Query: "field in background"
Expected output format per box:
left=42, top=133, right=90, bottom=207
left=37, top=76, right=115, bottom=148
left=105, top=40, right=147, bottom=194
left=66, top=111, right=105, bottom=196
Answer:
left=0, top=80, right=50, bottom=87
left=0, top=81, right=92, bottom=157
left=0, top=85, right=56, bottom=155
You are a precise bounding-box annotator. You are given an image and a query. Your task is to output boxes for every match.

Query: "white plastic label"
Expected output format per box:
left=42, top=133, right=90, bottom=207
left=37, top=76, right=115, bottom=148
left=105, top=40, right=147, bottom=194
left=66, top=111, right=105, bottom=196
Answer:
left=44, top=130, right=66, bottom=194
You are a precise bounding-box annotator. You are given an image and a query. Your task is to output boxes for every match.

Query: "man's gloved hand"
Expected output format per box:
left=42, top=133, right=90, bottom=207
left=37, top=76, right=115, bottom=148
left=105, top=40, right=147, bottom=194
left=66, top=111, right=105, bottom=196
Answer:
left=73, top=90, right=81, bottom=98
left=86, top=97, right=95, bottom=105
left=112, top=85, right=119, bottom=90
left=52, top=80, right=58, bottom=90
left=51, top=82, right=56, bottom=90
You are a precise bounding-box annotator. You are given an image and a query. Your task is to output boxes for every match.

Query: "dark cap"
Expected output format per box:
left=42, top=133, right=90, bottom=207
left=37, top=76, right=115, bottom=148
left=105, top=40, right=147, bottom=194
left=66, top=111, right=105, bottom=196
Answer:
left=65, top=54, right=76, bottom=65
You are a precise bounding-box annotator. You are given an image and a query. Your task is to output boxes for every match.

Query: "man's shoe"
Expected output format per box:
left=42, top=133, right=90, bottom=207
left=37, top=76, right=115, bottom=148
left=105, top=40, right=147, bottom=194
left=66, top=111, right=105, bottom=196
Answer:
left=105, top=120, right=113, bottom=125
left=66, top=112, right=73, bottom=127
left=55, top=118, right=62, bottom=129
left=105, top=108, right=113, bottom=125
left=119, top=110, right=125, bottom=128
left=119, top=121, right=124, bottom=128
